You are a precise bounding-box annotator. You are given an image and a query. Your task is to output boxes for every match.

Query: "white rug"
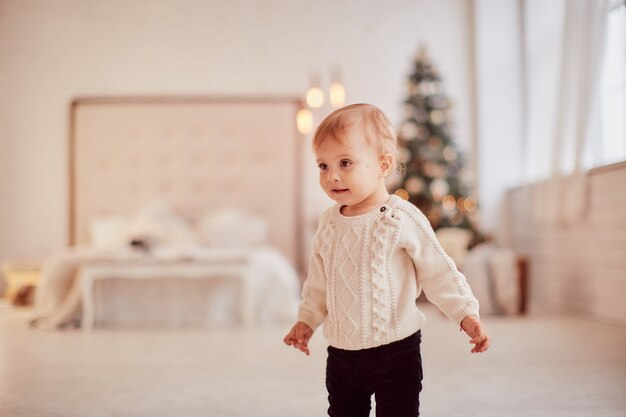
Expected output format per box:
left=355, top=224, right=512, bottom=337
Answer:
left=0, top=303, right=624, bottom=416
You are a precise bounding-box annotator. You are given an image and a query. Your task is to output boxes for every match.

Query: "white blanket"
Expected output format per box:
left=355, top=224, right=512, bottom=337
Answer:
left=461, top=244, right=520, bottom=315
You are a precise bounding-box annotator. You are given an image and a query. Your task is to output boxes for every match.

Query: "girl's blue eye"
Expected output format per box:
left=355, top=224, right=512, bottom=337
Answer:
left=340, top=160, right=352, bottom=168
left=318, top=163, right=328, bottom=171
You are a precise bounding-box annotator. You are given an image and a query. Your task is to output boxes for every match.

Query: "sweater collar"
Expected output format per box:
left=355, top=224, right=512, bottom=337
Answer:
left=331, top=194, right=401, bottom=227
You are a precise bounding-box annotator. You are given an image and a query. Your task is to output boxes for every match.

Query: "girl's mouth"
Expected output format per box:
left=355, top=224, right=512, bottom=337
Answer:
left=331, top=189, right=349, bottom=194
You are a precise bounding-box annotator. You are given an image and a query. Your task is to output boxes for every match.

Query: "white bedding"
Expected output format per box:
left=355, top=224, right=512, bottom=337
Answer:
left=29, top=245, right=301, bottom=329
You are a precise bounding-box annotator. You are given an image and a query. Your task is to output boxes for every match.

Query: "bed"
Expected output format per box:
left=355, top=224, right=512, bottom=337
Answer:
left=30, top=97, right=305, bottom=329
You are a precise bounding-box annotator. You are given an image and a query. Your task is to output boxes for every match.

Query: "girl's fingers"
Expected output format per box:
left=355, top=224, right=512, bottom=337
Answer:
left=470, top=337, right=490, bottom=353
left=293, top=342, right=310, bottom=355
left=284, top=333, right=295, bottom=345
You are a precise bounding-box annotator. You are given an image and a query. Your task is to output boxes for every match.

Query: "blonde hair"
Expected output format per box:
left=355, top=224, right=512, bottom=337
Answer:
left=312, top=103, right=399, bottom=165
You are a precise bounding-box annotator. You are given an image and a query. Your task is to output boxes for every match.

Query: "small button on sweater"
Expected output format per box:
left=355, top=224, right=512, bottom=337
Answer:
left=297, top=195, right=480, bottom=350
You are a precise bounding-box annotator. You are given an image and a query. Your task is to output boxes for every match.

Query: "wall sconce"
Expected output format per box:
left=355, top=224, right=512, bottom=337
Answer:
left=329, top=68, right=345, bottom=108
left=305, top=74, right=324, bottom=108
left=297, top=108, right=313, bottom=134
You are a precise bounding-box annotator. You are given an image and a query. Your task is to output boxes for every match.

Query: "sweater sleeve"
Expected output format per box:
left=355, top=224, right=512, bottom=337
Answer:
left=296, top=227, right=328, bottom=330
left=402, top=204, right=480, bottom=324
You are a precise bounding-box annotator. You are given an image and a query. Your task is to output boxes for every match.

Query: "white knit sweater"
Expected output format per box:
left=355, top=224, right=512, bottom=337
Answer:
left=297, top=195, right=480, bottom=350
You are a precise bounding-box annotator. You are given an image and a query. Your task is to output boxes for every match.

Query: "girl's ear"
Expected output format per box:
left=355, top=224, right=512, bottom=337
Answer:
left=379, top=153, right=394, bottom=178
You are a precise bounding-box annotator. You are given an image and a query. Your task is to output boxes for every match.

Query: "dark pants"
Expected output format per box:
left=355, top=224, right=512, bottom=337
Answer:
left=325, top=331, right=423, bottom=417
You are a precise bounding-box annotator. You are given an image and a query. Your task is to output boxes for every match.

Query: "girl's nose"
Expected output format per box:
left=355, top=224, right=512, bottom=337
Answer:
left=326, top=169, right=340, bottom=182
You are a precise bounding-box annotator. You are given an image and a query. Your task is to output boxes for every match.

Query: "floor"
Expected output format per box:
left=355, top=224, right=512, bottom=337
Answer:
left=0, top=302, right=625, bottom=417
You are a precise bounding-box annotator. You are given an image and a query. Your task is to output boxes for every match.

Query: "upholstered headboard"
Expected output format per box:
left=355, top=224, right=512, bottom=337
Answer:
left=69, top=97, right=303, bottom=268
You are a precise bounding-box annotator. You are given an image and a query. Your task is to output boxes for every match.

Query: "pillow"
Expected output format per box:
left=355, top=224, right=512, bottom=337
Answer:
left=89, top=216, right=132, bottom=249
left=199, top=208, right=268, bottom=248
left=128, top=200, right=196, bottom=246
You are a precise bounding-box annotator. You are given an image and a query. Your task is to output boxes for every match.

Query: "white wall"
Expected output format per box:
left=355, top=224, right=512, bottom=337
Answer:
left=0, top=0, right=476, bottom=263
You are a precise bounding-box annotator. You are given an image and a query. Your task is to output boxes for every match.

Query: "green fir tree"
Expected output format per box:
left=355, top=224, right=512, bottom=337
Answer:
left=394, top=46, right=482, bottom=243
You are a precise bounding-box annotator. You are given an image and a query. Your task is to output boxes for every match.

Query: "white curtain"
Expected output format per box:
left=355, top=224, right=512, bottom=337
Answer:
left=526, top=0, right=609, bottom=224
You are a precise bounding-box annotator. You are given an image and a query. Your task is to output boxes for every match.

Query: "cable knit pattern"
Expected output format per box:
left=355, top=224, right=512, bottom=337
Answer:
left=369, top=209, right=398, bottom=344
left=297, top=195, right=480, bottom=350
left=358, top=223, right=371, bottom=346
left=384, top=209, right=402, bottom=339
left=335, top=226, right=361, bottom=343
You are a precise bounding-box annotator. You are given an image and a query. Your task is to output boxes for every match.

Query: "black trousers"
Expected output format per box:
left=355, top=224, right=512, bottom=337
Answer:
left=325, top=331, right=423, bottom=417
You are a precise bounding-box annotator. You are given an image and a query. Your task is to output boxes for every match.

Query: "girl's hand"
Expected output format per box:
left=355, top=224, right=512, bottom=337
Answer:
left=461, top=315, right=491, bottom=353
left=283, top=321, right=314, bottom=355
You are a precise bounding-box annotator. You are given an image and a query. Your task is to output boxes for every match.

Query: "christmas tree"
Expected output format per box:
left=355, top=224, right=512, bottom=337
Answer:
left=394, top=46, right=482, bottom=243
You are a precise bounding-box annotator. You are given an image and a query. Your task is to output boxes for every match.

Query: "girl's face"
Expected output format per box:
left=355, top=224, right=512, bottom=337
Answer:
left=315, top=127, right=391, bottom=216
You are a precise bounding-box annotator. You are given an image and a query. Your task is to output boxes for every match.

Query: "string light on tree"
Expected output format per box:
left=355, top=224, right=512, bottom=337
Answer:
left=442, top=195, right=457, bottom=211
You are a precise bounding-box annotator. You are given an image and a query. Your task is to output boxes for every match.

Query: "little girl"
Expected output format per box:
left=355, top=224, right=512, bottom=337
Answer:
left=284, top=103, right=490, bottom=417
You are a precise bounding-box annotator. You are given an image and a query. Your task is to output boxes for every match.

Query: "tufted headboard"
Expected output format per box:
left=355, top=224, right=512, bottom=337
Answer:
left=69, top=96, right=304, bottom=269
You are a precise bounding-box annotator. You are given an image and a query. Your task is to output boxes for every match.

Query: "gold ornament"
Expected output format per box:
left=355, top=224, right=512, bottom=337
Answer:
left=399, top=148, right=412, bottom=163
left=443, top=146, right=457, bottom=161
left=400, top=121, right=418, bottom=140
left=429, top=110, right=445, bottom=125
left=463, top=197, right=477, bottom=212
left=405, top=176, right=425, bottom=194
left=394, top=189, right=410, bottom=200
